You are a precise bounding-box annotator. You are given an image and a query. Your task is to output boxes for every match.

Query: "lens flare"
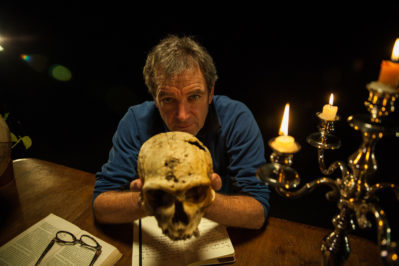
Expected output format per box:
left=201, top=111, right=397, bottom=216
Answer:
left=21, top=54, right=32, bottom=62
left=49, top=64, right=72, bottom=81
left=20, top=53, right=47, bottom=72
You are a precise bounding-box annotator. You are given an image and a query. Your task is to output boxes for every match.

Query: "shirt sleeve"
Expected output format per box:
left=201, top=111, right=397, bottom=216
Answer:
left=93, top=108, right=142, bottom=202
left=224, top=102, right=271, bottom=219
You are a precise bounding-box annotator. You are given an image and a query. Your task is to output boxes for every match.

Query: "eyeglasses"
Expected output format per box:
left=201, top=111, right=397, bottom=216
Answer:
left=35, top=230, right=102, bottom=266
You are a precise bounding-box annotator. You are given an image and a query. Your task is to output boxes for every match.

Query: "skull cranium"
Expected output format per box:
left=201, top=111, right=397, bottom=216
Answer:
left=137, top=131, right=215, bottom=240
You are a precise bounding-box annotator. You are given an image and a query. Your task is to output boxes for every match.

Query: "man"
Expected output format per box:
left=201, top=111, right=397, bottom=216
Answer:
left=93, top=35, right=270, bottom=229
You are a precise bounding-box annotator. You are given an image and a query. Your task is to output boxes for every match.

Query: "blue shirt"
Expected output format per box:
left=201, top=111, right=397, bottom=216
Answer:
left=93, top=95, right=270, bottom=217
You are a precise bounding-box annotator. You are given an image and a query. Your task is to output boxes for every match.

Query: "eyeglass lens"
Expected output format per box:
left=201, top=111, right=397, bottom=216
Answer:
left=80, top=235, right=100, bottom=248
left=57, top=231, right=75, bottom=242
left=36, top=231, right=101, bottom=266
left=56, top=231, right=99, bottom=248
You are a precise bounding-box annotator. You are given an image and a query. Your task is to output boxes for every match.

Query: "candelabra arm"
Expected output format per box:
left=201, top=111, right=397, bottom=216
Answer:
left=275, top=177, right=340, bottom=200
left=366, top=203, right=398, bottom=265
left=317, top=149, right=349, bottom=179
left=365, top=183, right=399, bottom=201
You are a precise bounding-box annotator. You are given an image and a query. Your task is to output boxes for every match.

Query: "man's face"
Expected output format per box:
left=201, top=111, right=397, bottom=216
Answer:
left=155, top=67, right=214, bottom=136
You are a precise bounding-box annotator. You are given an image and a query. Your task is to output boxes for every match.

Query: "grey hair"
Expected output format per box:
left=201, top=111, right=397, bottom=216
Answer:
left=143, top=35, right=218, bottom=98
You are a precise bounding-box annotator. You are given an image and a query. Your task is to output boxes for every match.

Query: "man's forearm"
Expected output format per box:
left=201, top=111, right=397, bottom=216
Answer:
left=204, top=193, right=266, bottom=229
left=93, top=189, right=265, bottom=228
left=93, top=191, right=149, bottom=223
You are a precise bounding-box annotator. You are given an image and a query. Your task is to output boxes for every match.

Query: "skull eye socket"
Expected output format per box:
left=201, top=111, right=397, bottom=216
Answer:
left=185, top=185, right=209, bottom=203
left=146, top=190, right=174, bottom=208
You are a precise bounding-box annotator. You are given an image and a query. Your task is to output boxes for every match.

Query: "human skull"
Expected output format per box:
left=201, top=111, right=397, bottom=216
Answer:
left=137, top=131, right=215, bottom=241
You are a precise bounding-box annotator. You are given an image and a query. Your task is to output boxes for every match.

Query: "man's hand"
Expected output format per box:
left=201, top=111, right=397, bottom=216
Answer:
left=130, top=178, right=143, bottom=192
left=205, top=173, right=266, bottom=229
left=96, top=173, right=264, bottom=228
left=210, top=173, right=222, bottom=191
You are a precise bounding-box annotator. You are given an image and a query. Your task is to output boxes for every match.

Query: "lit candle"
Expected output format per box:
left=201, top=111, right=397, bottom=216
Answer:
left=318, top=93, right=338, bottom=121
left=270, top=103, right=299, bottom=153
left=378, top=38, right=399, bottom=88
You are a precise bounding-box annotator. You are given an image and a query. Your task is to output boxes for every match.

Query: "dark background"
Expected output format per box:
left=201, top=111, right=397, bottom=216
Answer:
left=1, top=3, right=398, bottom=243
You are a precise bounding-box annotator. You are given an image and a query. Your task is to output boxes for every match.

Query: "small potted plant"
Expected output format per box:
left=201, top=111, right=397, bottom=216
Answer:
left=0, top=113, right=32, bottom=186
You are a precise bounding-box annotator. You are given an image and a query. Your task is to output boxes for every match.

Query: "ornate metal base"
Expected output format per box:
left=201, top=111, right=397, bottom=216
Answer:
left=257, top=81, right=399, bottom=265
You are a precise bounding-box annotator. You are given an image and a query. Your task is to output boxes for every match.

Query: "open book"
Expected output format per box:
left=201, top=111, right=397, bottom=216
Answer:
left=0, top=213, right=122, bottom=265
left=133, top=216, right=235, bottom=266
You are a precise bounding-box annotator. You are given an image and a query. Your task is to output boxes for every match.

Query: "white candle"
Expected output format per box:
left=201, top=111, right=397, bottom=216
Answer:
left=318, top=93, right=338, bottom=121
left=271, top=135, right=299, bottom=153
left=270, top=103, right=300, bottom=153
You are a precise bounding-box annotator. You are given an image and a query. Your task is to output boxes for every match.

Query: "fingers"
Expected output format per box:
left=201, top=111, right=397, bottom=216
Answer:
left=130, top=178, right=143, bottom=192
left=210, top=173, right=222, bottom=191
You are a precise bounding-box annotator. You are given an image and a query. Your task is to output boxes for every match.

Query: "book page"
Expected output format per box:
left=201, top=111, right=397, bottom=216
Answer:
left=0, top=213, right=122, bottom=266
left=132, top=216, right=235, bottom=266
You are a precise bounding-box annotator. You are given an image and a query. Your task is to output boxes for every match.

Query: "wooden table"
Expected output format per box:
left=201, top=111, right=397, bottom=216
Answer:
left=0, top=158, right=381, bottom=265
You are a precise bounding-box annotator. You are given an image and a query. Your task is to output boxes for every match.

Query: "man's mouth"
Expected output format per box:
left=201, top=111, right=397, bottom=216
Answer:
left=174, top=124, right=193, bottom=132
left=176, top=125, right=191, bottom=130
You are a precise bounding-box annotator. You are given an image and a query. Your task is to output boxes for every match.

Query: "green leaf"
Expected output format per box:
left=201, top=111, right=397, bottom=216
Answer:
left=21, top=136, right=32, bottom=149
left=10, top=132, right=18, bottom=142
left=0, top=112, right=10, bottom=121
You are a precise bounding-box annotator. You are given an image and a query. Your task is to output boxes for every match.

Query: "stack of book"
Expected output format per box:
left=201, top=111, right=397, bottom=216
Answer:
left=133, top=216, right=235, bottom=266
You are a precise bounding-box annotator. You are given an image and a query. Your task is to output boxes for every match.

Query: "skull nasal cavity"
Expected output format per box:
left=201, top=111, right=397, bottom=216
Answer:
left=172, top=201, right=189, bottom=225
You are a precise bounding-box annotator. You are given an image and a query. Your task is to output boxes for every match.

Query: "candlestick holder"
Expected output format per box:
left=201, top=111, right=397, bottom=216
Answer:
left=257, top=81, right=399, bottom=265
left=307, top=114, right=341, bottom=150
left=364, top=81, right=398, bottom=123
left=257, top=138, right=301, bottom=190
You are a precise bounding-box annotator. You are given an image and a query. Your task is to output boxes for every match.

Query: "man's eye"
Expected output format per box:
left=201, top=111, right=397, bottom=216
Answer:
left=161, top=98, right=173, bottom=104
left=188, top=94, right=201, bottom=101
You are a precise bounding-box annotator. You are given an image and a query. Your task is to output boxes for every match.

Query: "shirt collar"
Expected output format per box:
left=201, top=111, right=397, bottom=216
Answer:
left=197, top=101, right=221, bottom=139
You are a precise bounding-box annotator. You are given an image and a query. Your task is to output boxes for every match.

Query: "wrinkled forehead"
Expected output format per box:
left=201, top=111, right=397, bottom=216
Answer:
left=155, top=66, right=204, bottom=91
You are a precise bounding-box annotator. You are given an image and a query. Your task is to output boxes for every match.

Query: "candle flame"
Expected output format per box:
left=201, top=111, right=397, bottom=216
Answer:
left=279, top=103, right=290, bottom=136
left=329, top=93, right=334, bottom=105
left=392, top=38, right=399, bottom=61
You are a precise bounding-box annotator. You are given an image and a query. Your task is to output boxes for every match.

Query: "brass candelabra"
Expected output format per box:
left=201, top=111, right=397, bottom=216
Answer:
left=257, top=81, right=399, bottom=265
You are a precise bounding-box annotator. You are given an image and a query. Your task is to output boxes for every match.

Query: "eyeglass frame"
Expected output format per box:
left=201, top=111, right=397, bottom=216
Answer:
left=35, top=230, right=102, bottom=266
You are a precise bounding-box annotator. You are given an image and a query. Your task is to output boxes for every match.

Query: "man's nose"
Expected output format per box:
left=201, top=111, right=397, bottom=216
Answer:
left=176, top=101, right=190, bottom=121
